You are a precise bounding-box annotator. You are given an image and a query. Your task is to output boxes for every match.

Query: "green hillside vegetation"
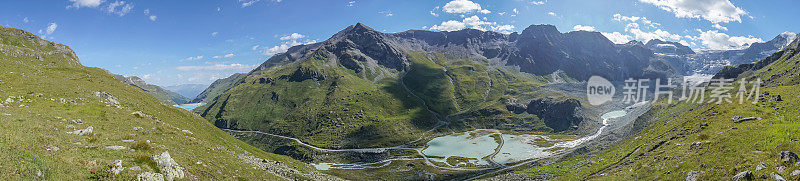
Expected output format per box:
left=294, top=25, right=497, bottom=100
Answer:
left=190, top=73, right=246, bottom=104
left=0, top=26, right=336, bottom=180
left=518, top=40, right=800, bottom=180
left=198, top=43, right=565, bottom=153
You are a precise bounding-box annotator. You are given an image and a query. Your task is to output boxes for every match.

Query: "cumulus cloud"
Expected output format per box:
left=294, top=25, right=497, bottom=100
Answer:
left=629, top=28, right=682, bottom=42
left=547, top=12, right=557, bottom=16
left=572, top=25, right=595, bottom=31
left=639, top=0, right=747, bottom=23
left=379, top=10, right=394, bottom=16
left=531, top=1, right=546, bottom=5
left=144, top=9, right=157, bottom=21
left=176, top=63, right=256, bottom=71
left=430, top=20, right=466, bottom=32
left=442, top=0, right=490, bottom=14
left=211, top=32, right=219, bottom=37
left=106, top=1, right=133, bottom=16
left=696, top=30, right=762, bottom=50
left=347, top=1, right=355, bottom=7
left=240, top=0, right=261, bottom=7
left=280, top=33, right=305, bottom=40
left=602, top=32, right=633, bottom=44
left=46, top=23, right=58, bottom=35
left=491, top=25, right=515, bottom=34
left=67, top=0, right=104, bottom=9
left=263, top=40, right=316, bottom=55
left=711, top=24, right=727, bottom=31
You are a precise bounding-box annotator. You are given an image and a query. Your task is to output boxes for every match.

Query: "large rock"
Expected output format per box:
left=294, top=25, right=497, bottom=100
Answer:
left=524, top=98, right=584, bottom=132
left=109, top=160, right=124, bottom=175
left=780, top=151, right=798, bottom=164
left=137, top=172, right=165, bottom=181
left=150, top=152, right=184, bottom=181
left=757, top=163, right=768, bottom=170
left=732, top=170, right=753, bottom=181
left=770, top=172, right=786, bottom=181
left=93, top=92, right=120, bottom=106
left=70, top=126, right=93, bottom=136
left=686, top=171, right=699, bottom=181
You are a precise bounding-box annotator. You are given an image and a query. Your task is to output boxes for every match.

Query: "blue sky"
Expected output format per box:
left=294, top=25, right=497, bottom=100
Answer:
left=1, top=0, right=798, bottom=86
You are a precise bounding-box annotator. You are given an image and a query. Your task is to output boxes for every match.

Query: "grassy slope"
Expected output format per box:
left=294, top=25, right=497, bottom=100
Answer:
left=518, top=41, right=800, bottom=180
left=0, top=26, right=330, bottom=180
left=190, top=73, right=246, bottom=104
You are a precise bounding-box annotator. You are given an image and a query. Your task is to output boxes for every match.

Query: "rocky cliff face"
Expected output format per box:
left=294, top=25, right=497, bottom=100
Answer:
left=524, top=98, right=584, bottom=132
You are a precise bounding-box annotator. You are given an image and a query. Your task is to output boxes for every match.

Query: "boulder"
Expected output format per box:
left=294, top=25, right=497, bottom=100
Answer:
left=733, top=117, right=762, bottom=123
left=93, top=92, right=120, bottom=105
left=770, top=172, right=786, bottom=181
left=151, top=152, right=184, bottom=181
left=131, top=111, right=148, bottom=118
left=106, top=146, right=127, bottom=151
left=757, top=163, right=768, bottom=170
left=686, top=171, right=699, bottom=181
left=732, top=170, right=753, bottom=181
left=70, top=126, right=93, bottom=136
left=109, top=160, right=124, bottom=175
left=137, top=172, right=165, bottom=181
left=780, top=151, right=798, bottom=164
left=791, top=170, right=800, bottom=176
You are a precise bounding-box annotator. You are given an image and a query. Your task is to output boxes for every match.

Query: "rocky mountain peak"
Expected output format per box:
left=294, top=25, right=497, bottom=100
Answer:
left=645, top=39, right=695, bottom=55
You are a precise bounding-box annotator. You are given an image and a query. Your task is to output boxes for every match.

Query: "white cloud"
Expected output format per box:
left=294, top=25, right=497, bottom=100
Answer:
left=491, top=25, right=515, bottom=34
left=531, top=1, right=546, bottom=5
left=430, top=6, right=440, bottom=17
left=279, top=33, right=305, bottom=40
left=613, top=14, right=641, bottom=22
left=443, top=0, right=489, bottom=14
left=347, top=1, right=355, bottom=7
left=263, top=40, right=317, bottom=56
left=67, top=0, right=104, bottom=9
left=379, top=10, right=394, bottom=16
left=696, top=30, right=762, bottom=50
left=176, top=63, right=256, bottom=71
left=711, top=24, right=727, bottom=31
left=547, top=12, right=557, bottom=16
left=106, top=1, right=133, bottom=16
left=430, top=20, right=466, bottom=32
left=602, top=32, right=632, bottom=44
left=23, top=17, right=29, bottom=23
left=252, top=45, right=260, bottom=50
left=639, top=0, right=747, bottom=23
left=513, top=8, right=518, bottom=14
left=572, top=25, right=595, bottom=32
left=46, top=23, right=58, bottom=35
left=629, top=28, right=682, bottom=42
left=240, top=0, right=262, bottom=7
left=182, top=56, right=203, bottom=61
left=144, top=9, right=157, bottom=21
left=224, top=53, right=235, bottom=58
left=211, top=32, right=218, bottom=37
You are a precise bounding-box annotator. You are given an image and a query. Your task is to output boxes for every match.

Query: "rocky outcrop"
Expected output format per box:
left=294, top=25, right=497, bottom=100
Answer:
left=780, top=151, right=798, bottom=164
left=523, top=98, right=584, bottom=132
left=150, top=152, right=185, bottom=181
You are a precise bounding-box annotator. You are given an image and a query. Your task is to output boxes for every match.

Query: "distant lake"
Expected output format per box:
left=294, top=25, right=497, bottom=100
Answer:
left=174, top=103, right=205, bottom=111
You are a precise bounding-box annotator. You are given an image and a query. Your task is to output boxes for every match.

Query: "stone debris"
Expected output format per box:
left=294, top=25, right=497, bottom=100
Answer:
left=733, top=116, right=762, bottom=123
left=131, top=111, right=149, bottom=118
left=93, top=92, right=121, bottom=107
left=181, top=130, right=193, bottom=135
left=70, top=126, right=93, bottom=136
left=136, top=172, right=165, bottom=181
left=770, top=172, right=786, bottom=181
left=757, top=163, right=768, bottom=170
left=732, top=170, right=753, bottom=181
left=151, top=152, right=185, bottom=181
left=109, top=160, right=124, bottom=175
left=780, top=151, right=798, bottom=164
left=685, top=171, right=699, bottom=181
left=133, top=127, right=144, bottom=131
left=106, top=146, right=127, bottom=151
left=791, top=170, right=800, bottom=176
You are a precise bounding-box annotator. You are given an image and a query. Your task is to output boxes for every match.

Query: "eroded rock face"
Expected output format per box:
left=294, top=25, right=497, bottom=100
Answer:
left=780, top=151, right=798, bottom=164
left=524, top=98, right=584, bottom=132
left=150, top=152, right=184, bottom=181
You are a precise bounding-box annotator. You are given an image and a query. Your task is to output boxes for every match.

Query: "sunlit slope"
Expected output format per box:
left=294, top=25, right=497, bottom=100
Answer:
left=0, top=26, right=336, bottom=180
left=518, top=38, right=800, bottom=180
